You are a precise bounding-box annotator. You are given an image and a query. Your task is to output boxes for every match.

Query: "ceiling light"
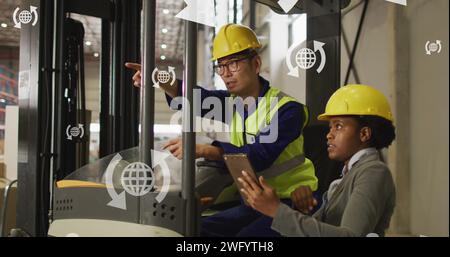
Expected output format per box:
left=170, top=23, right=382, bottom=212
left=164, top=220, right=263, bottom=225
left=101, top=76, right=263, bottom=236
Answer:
left=161, top=28, right=168, bottom=34
left=93, top=52, right=99, bottom=58
left=85, top=41, right=92, bottom=46
left=1, top=23, right=7, bottom=28
left=161, top=44, right=167, bottom=49
left=160, top=55, right=166, bottom=60
left=163, top=9, right=170, bottom=14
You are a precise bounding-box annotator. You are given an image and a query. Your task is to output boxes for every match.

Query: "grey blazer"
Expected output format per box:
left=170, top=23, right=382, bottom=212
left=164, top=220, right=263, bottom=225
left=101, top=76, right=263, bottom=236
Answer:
left=271, top=151, right=396, bottom=237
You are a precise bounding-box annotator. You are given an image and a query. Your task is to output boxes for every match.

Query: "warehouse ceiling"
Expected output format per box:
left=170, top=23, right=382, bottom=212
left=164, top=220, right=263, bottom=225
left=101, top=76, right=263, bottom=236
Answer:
left=0, top=0, right=186, bottom=63
left=0, top=0, right=20, bottom=48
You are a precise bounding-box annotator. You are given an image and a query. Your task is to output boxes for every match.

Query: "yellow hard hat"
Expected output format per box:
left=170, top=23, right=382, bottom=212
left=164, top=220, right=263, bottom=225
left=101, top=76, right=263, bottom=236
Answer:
left=212, top=24, right=262, bottom=61
left=318, top=84, right=394, bottom=122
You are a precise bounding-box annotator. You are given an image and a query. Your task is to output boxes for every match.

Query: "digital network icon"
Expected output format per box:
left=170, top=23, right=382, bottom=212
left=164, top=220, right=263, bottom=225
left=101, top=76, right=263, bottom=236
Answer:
left=66, top=124, right=84, bottom=140
left=120, top=162, right=155, bottom=197
left=105, top=150, right=171, bottom=210
left=152, top=67, right=176, bottom=88
left=286, top=40, right=327, bottom=78
left=425, top=40, right=443, bottom=55
left=13, top=6, right=38, bottom=29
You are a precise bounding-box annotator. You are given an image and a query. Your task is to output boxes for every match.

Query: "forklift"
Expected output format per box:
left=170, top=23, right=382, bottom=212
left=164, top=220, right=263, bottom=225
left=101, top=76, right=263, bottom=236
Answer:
left=8, top=0, right=350, bottom=237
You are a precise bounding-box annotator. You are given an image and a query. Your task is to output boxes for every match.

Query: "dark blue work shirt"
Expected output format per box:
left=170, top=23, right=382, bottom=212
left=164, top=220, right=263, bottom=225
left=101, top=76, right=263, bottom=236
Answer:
left=165, top=76, right=306, bottom=172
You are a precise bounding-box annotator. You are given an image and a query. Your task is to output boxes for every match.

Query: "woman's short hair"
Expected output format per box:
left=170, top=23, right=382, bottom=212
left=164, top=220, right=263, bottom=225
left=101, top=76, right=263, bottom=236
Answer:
left=355, top=116, right=396, bottom=149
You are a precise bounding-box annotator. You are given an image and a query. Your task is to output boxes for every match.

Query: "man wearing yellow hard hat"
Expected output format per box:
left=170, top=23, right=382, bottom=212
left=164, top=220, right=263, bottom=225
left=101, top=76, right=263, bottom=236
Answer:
left=126, top=24, right=318, bottom=236
left=238, top=85, right=397, bottom=236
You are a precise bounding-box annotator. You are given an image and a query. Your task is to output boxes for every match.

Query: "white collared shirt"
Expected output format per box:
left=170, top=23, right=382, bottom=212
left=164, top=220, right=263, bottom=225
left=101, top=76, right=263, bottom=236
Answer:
left=342, top=147, right=378, bottom=176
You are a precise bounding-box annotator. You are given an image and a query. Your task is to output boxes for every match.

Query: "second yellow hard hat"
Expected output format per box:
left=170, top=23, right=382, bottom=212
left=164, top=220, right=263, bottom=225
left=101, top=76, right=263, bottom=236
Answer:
left=318, top=84, right=394, bottom=122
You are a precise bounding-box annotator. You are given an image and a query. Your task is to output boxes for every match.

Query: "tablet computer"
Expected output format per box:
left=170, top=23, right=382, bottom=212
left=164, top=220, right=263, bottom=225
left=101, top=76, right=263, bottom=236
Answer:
left=223, top=153, right=261, bottom=204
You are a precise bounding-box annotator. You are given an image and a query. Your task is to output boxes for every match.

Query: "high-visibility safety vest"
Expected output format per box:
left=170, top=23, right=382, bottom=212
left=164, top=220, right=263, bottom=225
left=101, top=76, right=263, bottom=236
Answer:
left=227, top=87, right=318, bottom=199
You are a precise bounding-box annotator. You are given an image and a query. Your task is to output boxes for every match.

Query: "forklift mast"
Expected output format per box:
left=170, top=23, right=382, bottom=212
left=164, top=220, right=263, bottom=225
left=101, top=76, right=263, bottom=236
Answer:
left=55, top=17, right=87, bottom=181
left=16, top=0, right=140, bottom=236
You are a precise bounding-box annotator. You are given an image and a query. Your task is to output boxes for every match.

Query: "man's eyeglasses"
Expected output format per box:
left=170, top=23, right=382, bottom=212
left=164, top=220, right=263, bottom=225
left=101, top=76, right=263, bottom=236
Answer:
left=214, top=53, right=256, bottom=75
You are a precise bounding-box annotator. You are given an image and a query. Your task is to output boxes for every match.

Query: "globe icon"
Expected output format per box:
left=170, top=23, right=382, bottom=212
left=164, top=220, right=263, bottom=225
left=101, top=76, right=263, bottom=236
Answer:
left=18, top=10, right=33, bottom=24
left=429, top=43, right=439, bottom=52
left=157, top=71, right=171, bottom=84
left=70, top=127, right=81, bottom=137
left=120, top=162, right=155, bottom=196
left=295, top=48, right=317, bottom=70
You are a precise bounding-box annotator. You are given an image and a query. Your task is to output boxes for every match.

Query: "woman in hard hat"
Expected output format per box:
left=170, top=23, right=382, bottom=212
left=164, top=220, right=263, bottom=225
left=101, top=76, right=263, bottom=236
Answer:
left=126, top=24, right=318, bottom=236
left=238, top=85, right=397, bottom=236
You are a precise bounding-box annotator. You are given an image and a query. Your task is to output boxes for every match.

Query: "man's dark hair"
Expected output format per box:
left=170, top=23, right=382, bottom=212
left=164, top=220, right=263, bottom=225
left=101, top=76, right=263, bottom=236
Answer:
left=222, top=49, right=258, bottom=61
left=355, top=115, right=396, bottom=150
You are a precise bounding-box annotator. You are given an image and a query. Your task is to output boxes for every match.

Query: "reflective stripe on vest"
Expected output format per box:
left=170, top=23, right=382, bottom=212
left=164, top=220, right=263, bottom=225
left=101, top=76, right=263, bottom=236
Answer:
left=247, top=90, right=306, bottom=178
left=259, top=154, right=305, bottom=179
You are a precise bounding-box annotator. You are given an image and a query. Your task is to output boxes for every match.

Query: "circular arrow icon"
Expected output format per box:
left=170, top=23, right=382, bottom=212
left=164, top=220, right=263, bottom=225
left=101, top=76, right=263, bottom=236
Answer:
left=152, top=67, right=176, bottom=88
left=66, top=124, right=84, bottom=140
left=286, top=40, right=327, bottom=78
left=105, top=150, right=171, bottom=210
left=13, top=5, right=39, bottom=29
left=425, top=40, right=442, bottom=55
